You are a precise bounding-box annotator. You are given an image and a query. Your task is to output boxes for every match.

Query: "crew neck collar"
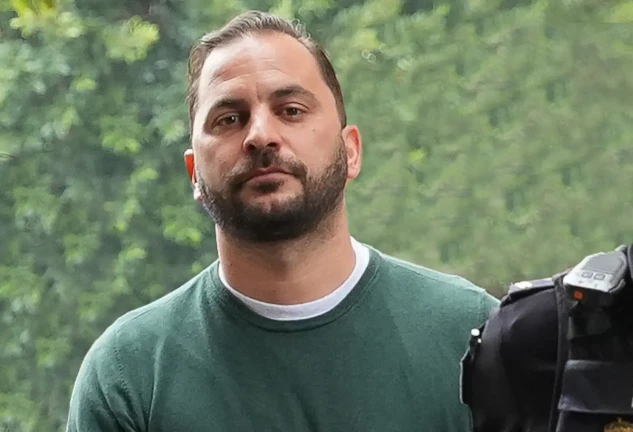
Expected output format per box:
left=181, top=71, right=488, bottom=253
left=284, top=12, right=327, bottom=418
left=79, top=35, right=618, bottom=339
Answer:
left=207, top=246, right=382, bottom=332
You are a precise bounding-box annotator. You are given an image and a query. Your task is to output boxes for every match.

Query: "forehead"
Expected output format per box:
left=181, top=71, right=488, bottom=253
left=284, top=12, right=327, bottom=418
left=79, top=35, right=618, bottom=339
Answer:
left=196, top=32, right=331, bottom=103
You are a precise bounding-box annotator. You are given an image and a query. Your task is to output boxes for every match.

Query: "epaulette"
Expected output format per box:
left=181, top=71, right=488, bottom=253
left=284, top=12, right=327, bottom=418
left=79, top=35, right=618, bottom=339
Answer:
left=500, top=277, right=556, bottom=306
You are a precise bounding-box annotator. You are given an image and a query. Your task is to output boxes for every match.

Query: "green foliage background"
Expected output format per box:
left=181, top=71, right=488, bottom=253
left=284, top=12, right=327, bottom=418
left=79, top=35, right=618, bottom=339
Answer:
left=1, top=0, right=633, bottom=429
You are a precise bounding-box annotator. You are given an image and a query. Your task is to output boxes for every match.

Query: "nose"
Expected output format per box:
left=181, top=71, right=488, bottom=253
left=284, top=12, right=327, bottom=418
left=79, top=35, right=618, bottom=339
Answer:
left=242, top=108, right=282, bottom=154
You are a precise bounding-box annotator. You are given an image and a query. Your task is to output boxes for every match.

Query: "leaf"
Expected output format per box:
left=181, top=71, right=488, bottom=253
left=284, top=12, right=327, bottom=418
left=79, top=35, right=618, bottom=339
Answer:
left=102, top=16, right=160, bottom=63
left=605, top=0, right=633, bottom=22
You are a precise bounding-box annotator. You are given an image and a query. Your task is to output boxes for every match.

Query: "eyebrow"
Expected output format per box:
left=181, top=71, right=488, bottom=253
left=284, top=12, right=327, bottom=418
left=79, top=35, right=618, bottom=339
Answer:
left=206, top=97, right=247, bottom=116
left=271, top=85, right=319, bottom=104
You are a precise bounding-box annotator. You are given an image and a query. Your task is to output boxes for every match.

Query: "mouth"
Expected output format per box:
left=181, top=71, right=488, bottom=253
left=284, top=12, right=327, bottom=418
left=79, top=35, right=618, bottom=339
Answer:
left=244, top=168, right=290, bottom=182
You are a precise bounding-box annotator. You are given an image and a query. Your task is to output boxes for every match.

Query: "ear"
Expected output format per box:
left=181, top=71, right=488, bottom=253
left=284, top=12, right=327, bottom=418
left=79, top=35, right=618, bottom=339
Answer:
left=184, top=148, right=202, bottom=201
left=341, top=125, right=362, bottom=180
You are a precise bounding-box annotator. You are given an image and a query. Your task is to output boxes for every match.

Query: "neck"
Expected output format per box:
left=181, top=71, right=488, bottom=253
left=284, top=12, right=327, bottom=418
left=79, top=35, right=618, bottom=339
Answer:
left=216, top=210, right=356, bottom=305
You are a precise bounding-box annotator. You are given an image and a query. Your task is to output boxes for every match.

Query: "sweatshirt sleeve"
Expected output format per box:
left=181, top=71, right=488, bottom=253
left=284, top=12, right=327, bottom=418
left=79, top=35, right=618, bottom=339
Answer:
left=65, top=326, right=141, bottom=432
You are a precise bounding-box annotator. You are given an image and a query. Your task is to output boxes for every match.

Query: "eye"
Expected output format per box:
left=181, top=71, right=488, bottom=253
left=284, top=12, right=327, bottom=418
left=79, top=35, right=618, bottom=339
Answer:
left=217, top=114, right=240, bottom=126
left=285, top=107, right=302, bottom=116
left=281, top=106, right=306, bottom=119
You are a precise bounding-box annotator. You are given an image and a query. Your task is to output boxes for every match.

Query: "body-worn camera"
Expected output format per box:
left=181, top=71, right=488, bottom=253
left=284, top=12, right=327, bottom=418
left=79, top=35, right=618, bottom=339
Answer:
left=562, top=249, right=628, bottom=309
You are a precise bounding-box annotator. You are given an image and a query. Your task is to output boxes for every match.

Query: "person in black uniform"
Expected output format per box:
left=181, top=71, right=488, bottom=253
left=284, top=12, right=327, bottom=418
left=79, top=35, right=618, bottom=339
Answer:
left=460, top=276, right=561, bottom=432
left=460, top=244, right=633, bottom=432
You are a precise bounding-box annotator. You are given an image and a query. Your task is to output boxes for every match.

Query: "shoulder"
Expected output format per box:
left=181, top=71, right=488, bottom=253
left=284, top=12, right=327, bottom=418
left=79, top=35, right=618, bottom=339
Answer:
left=479, top=275, right=559, bottom=358
left=374, top=247, right=486, bottom=293
left=115, top=265, right=214, bottom=341
left=501, top=276, right=558, bottom=306
left=492, top=276, right=560, bottom=360
left=70, top=265, right=215, bottom=413
left=368, top=246, right=500, bottom=322
left=83, top=265, right=214, bottom=365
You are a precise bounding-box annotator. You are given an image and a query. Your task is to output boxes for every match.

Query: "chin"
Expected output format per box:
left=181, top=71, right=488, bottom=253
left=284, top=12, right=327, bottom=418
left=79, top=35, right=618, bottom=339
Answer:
left=243, top=192, right=302, bottom=213
left=242, top=182, right=301, bottom=202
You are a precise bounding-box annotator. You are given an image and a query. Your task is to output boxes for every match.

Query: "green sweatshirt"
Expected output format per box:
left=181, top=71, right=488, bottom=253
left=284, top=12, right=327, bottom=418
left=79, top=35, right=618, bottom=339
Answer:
left=66, top=247, right=498, bottom=432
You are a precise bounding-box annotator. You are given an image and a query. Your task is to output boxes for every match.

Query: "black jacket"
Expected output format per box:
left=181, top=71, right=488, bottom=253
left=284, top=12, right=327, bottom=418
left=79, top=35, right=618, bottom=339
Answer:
left=461, top=279, right=559, bottom=432
left=461, top=245, right=633, bottom=432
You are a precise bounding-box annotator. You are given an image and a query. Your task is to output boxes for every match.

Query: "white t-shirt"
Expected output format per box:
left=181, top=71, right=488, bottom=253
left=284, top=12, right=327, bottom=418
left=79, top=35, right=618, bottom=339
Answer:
left=218, top=237, right=370, bottom=321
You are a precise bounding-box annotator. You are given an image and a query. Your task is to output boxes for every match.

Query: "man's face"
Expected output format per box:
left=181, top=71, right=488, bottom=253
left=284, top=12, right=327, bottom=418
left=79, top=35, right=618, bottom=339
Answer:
left=189, top=32, right=361, bottom=243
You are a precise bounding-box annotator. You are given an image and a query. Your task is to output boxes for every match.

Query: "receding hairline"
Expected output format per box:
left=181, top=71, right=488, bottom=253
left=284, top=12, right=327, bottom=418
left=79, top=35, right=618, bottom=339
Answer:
left=196, top=31, right=331, bottom=96
left=199, top=31, right=312, bottom=75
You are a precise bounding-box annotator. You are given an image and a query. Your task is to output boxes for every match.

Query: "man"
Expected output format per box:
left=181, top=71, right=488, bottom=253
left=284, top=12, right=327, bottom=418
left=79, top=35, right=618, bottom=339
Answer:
left=66, top=10, right=499, bottom=431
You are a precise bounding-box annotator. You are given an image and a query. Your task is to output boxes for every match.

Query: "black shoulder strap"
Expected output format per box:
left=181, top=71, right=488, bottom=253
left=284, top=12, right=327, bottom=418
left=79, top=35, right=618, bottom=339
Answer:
left=548, top=273, right=572, bottom=432
left=501, top=277, right=556, bottom=307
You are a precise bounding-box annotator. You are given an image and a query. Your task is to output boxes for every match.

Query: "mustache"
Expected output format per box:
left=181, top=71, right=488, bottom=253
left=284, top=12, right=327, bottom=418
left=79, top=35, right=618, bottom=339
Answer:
left=228, top=149, right=307, bottom=188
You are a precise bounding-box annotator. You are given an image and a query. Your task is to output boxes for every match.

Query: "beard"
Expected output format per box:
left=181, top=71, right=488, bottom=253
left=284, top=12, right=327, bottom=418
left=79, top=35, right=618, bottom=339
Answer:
left=197, top=137, right=348, bottom=243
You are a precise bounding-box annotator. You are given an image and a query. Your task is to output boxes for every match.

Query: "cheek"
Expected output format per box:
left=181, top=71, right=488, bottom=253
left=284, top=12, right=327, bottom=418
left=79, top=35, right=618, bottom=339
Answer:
left=296, top=128, right=331, bottom=160
left=313, top=130, right=343, bottom=165
left=196, top=144, right=236, bottom=185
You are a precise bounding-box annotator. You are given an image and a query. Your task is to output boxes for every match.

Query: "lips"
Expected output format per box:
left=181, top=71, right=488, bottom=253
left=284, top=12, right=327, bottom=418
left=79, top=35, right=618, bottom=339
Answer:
left=244, top=168, right=290, bottom=182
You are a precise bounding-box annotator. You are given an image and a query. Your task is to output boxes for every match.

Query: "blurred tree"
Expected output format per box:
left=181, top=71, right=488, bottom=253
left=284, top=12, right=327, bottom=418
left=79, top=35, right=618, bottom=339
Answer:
left=385, top=0, right=633, bottom=291
left=2, top=0, right=633, bottom=429
left=0, top=0, right=223, bottom=429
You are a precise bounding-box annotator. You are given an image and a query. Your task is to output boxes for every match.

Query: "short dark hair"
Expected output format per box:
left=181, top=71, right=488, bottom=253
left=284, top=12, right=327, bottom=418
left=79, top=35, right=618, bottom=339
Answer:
left=186, top=10, right=347, bottom=132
